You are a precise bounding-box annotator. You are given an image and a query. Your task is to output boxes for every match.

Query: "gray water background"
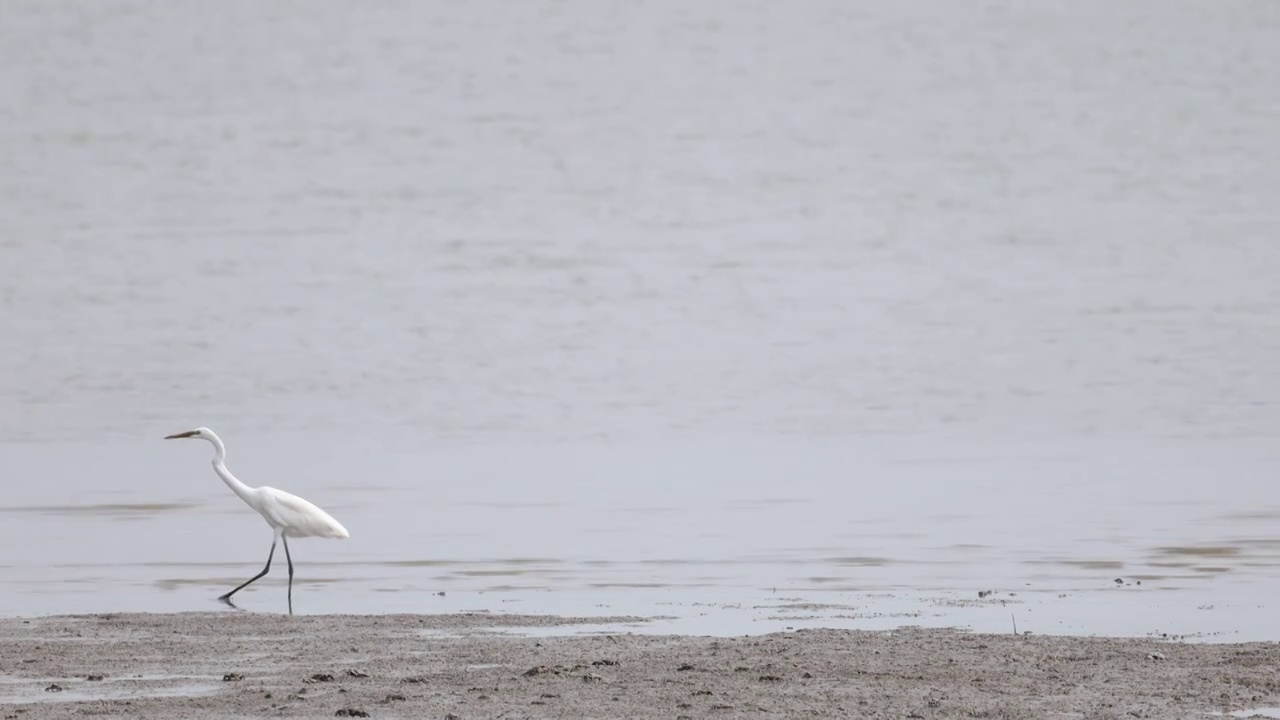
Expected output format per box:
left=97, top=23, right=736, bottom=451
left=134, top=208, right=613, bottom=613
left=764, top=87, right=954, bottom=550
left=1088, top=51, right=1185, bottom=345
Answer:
left=1, top=0, right=1278, bottom=638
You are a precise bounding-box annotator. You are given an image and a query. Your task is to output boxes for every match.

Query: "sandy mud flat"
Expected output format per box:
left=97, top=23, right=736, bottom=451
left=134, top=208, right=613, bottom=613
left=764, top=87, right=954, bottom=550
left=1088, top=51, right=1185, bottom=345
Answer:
left=1, top=612, right=1278, bottom=719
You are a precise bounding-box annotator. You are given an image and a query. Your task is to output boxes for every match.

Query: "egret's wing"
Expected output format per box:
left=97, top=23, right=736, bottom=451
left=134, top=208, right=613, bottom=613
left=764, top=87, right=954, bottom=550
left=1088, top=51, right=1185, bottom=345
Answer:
left=260, top=487, right=350, bottom=539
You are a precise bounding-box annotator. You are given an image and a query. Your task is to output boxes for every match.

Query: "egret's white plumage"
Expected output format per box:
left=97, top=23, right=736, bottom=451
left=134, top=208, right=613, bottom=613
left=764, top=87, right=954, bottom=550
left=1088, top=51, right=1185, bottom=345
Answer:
left=260, top=487, right=350, bottom=539
left=164, top=426, right=348, bottom=614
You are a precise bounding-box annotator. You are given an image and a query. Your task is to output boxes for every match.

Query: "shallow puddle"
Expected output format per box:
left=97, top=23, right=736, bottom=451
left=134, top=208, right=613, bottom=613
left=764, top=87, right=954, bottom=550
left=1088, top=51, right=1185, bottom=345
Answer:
left=0, top=674, right=222, bottom=704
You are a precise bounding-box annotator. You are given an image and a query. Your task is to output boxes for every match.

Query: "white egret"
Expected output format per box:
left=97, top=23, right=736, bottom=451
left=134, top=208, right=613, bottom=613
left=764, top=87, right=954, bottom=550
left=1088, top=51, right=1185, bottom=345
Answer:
left=164, top=427, right=349, bottom=614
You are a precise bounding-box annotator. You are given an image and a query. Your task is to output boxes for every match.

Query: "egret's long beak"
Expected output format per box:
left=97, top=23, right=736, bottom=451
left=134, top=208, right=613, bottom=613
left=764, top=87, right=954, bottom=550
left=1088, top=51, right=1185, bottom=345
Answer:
left=164, top=431, right=198, bottom=439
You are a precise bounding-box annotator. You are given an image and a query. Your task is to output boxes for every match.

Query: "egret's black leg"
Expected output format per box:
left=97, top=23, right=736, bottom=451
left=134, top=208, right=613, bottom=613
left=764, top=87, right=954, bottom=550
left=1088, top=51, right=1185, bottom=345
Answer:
left=219, top=540, right=276, bottom=606
left=283, top=534, right=294, bottom=616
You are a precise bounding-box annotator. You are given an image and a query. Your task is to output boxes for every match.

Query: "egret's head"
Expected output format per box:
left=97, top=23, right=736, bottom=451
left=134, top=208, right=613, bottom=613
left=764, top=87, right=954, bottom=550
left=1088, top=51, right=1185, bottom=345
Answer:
left=164, top=427, right=213, bottom=441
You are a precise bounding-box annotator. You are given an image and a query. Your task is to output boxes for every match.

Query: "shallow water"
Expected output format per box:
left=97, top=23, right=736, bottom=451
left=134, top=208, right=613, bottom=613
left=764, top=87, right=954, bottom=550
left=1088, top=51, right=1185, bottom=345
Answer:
left=1, top=1, right=1279, bottom=639
left=0, top=674, right=221, bottom=705
left=3, top=436, right=1279, bottom=640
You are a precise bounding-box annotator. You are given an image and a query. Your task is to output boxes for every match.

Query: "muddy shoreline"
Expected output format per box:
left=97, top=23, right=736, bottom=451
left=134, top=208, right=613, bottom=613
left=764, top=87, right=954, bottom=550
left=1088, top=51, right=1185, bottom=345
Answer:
left=1, top=612, right=1277, bottom=718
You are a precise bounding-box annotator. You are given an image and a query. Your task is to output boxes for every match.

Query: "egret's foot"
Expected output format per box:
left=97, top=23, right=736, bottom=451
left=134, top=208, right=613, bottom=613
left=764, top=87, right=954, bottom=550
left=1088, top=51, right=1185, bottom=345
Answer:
left=217, top=593, right=241, bottom=610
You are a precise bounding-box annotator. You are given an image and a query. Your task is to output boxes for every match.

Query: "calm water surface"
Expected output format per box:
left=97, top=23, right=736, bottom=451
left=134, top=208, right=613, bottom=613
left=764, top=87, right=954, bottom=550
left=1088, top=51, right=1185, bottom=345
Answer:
left=1, top=0, right=1278, bottom=639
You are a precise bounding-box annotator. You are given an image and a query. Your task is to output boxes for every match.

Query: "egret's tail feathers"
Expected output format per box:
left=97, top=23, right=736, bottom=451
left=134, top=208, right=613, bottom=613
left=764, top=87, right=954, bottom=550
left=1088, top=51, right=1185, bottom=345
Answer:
left=312, top=518, right=349, bottom=539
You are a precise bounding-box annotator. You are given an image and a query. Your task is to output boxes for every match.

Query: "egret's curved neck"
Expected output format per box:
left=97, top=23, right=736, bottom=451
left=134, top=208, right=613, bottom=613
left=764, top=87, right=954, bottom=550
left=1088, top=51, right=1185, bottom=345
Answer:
left=205, top=433, right=254, bottom=503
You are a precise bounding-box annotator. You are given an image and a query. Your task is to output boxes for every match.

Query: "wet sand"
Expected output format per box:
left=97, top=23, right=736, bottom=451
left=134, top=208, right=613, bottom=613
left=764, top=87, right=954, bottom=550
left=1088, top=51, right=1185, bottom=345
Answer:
left=2, top=613, right=1278, bottom=719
